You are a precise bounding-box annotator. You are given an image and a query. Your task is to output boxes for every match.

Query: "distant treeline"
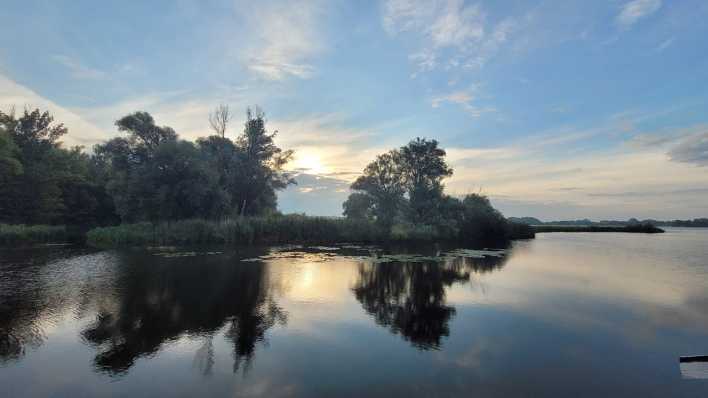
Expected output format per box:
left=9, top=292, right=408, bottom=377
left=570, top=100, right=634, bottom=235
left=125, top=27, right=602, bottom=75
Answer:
left=509, top=217, right=708, bottom=228
left=1, top=106, right=531, bottom=246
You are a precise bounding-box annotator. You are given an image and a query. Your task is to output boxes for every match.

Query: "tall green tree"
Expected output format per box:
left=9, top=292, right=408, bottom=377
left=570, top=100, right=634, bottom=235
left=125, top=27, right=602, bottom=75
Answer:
left=233, top=108, right=294, bottom=216
left=0, top=129, right=22, bottom=178
left=398, top=138, right=452, bottom=224
left=0, top=108, right=68, bottom=224
left=342, top=192, right=374, bottom=220
left=96, top=112, right=218, bottom=223
left=350, top=151, right=406, bottom=229
left=0, top=108, right=117, bottom=226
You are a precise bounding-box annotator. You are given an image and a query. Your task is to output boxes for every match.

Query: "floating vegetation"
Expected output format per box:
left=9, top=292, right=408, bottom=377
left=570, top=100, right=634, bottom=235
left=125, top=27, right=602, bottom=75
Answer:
left=147, top=246, right=178, bottom=251
left=238, top=246, right=505, bottom=264
left=443, top=248, right=506, bottom=258
left=152, top=251, right=222, bottom=258
left=369, top=254, right=443, bottom=263
left=240, top=251, right=339, bottom=263
left=309, top=246, right=340, bottom=251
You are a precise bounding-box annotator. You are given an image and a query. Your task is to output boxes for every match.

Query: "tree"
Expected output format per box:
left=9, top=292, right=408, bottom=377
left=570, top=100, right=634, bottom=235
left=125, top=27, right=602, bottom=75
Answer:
left=0, top=108, right=68, bottom=224
left=208, top=104, right=231, bottom=138
left=0, top=129, right=22, bottom=178
left=97, top=112, right=220, bottom=223
left=0, top=107, right=118, bottom=226
left=398, top=138, right=452, bottom=224
left=114, top=111, right=177, bottom=159
left=234, top=108, right=294, bottom=216
left=342, top=192, right=374, bottom=220
left=350, top=151, right=406, bottom=229
left=458, top=194, right=509, bottom=242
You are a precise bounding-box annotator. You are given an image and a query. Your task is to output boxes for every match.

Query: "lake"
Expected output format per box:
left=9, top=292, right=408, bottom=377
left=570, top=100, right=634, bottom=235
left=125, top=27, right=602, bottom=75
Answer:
left=2, top=229, right=708, bottom=397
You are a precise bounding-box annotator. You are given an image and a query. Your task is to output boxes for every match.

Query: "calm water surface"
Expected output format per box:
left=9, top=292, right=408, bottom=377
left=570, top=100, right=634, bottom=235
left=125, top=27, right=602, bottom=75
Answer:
left=1, top=229, right=708, bottom=397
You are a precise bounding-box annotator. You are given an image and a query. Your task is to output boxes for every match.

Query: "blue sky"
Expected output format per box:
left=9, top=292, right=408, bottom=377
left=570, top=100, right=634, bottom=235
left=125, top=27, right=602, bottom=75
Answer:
left=1, top=0, right=707, bottom=220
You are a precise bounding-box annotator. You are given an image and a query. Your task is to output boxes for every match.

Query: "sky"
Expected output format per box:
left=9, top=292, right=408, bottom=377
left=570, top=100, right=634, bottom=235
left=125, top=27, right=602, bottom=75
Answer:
left=1, top=0, right=707, bottom=220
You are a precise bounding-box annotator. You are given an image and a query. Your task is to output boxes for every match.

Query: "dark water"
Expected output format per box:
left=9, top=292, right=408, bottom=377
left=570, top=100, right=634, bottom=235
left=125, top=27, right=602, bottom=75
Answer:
left=1, top=229, right=708, bottom=397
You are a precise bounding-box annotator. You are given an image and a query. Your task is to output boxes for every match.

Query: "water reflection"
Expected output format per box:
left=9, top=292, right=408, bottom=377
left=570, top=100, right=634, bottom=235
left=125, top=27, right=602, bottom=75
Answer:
left=79, top=250, right=287, bottom=375
left=352, top=254, right=508, bottom=349
left=4, top=234, right=708, bottom=397
left=0, top=247, right=100, bottom=364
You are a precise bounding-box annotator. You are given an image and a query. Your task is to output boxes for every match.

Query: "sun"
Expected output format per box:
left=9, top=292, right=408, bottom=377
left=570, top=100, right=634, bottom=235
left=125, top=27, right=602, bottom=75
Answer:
left=294, top=151, right=329, bottom=175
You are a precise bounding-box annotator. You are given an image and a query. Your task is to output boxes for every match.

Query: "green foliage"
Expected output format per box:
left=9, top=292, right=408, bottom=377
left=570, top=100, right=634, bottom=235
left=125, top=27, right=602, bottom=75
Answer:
left=95, top=107, right=294, bottom=224
left=345, top=138, right=520, bottom=243
left=0, top=129, right=22, bottom=177
left=232, top=107, right=295, bottom=216
left=0, top=224, right=68, bottom=244
left=342, top=192, right=375, bottom=220
left=0, top=108, right=118, bottom=226
left=398, top=138, right=452, bottom=223
left=351, top=151, right=406, bottom=228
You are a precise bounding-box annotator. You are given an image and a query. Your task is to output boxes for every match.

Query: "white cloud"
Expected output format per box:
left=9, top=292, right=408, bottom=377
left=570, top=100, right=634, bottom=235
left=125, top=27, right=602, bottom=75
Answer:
left=382, top=0, right=522, bottom=74
left=428, top=0, right=484, bottom=48
left=617, top=0, right=662, bottom=28
left=0, top=73, right=104, bottom=146
left=52, top=55, right=106, bottom=80
left=240, top=0, right=325, bottom=80
left=668, top=131, right=708, bottom=166
left=442, top=122, right=708, bottom=219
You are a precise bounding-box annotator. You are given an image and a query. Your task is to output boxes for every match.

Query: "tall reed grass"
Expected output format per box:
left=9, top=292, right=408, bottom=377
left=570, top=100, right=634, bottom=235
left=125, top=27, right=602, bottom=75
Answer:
left=0, top=224, right=69, bottom=245
left=86, top=215, right=536, bottom=248
left=86, top=215, right=387, bottom=247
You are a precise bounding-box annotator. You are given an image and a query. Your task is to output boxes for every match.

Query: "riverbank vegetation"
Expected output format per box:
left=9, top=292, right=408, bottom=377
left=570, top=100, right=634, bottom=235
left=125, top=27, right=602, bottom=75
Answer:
left=2, top=105, right=531, bottom=247
left=0, top=224, right=69, bottom=244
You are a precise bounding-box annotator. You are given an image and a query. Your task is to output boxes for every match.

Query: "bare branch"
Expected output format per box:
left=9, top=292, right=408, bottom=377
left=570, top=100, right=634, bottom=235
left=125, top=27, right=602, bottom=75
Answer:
left=208, top=104, right=231, bottom=138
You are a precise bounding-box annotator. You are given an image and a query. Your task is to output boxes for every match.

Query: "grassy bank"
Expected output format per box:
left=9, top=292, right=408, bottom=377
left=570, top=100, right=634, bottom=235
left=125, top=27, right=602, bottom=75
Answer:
left=0, top=224, right=70, bottom=245
left=532, top=223, right=664, bottom=234
left=86, top=215, right=535, bottom=248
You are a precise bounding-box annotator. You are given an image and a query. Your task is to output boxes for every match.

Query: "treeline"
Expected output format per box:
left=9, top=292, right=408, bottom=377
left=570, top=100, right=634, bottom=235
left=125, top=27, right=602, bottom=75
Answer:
left=342, top=138, right=532, bottom=242
left=2, top=106, right=531, bottom=246
left=509, top=217, right=708, bottom=228
left=0, top=106, right=294, bottom=229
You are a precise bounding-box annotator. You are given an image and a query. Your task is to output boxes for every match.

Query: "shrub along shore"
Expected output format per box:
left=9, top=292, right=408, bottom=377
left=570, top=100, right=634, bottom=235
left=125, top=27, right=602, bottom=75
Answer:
left=0, top=224, right=69, bottom=245
left=85, top=215, right=535, bottom=248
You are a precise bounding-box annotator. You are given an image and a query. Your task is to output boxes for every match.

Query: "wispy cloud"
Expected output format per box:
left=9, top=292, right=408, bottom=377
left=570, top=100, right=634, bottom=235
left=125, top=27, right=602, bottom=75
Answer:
left=668, top=131, right=708, bottom=166
left=655, top=37, right=674, bottom=52
left=52, top=55, right=106, bottom=80
left=617, top=0, right=662, bottom=28
left=241, top=0, right=325, bottom=80
left=430, top=90, right=496, bottom=117
left=383, top=0, right=522, bottom=74
left=0, top=73, right=104, bottom=146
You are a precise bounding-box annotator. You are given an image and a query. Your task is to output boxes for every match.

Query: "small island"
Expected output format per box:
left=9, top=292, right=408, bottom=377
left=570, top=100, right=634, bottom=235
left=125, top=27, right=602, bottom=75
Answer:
left=1, top=106, right=670, bottom=248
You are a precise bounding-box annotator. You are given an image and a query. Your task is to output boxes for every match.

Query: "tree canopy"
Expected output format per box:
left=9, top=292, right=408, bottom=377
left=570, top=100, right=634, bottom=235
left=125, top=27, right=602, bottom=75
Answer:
left=0, top=106, right=294, bottom=226
left=345, top=137, right=517, bottom=243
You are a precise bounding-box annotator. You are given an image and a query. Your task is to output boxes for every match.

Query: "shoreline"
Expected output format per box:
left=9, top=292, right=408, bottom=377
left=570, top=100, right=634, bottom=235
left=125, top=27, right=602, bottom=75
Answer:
left=532, top=224, right=664, bottom=233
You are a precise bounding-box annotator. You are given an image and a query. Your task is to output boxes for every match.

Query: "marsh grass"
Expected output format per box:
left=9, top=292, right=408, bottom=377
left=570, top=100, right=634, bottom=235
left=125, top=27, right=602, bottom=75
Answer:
left=86, top=215, right=536, bottom=248
left=86, top=215, right=387, bottom=247
left=0, top=224, right=69, bottom=244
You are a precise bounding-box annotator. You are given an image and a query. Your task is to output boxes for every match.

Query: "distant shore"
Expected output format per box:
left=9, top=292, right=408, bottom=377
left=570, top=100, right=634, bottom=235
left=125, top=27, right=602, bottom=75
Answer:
left=532, top=224, right=664, bottom=234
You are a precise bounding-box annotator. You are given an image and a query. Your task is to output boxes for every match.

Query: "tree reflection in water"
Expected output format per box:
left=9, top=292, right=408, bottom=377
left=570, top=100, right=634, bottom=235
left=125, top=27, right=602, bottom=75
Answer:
left=79, top=251, right=287, bottom=375
left=352, top=253, right=507, bottom=349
